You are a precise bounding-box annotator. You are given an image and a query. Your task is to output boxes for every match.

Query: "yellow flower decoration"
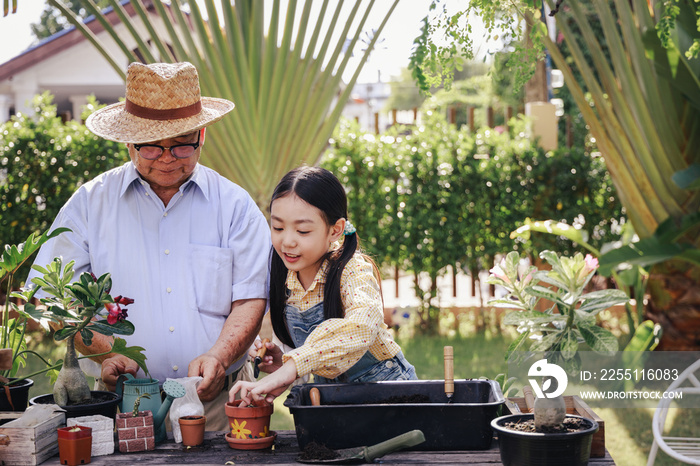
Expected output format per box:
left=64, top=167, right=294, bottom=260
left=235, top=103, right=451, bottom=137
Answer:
left=230, top=419, right=251, bottom=439
left=258, top=425, right=269, bottom=438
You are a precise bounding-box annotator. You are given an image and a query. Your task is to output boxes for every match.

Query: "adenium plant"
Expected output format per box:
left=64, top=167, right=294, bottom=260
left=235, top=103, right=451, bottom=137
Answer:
left=14, top=257, right=148, bottom=406
left=487, top=250, right=629, bottom=371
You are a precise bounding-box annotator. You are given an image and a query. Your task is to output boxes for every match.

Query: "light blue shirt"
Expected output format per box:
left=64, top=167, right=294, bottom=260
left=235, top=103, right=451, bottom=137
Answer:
left=29, top=162, right=271, bottom=382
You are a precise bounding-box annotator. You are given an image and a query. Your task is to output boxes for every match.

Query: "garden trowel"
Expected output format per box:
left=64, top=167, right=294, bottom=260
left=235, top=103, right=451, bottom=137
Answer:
left=253, top=338, right=270, bottom=378
left=296, top=429, right=425, bottom=464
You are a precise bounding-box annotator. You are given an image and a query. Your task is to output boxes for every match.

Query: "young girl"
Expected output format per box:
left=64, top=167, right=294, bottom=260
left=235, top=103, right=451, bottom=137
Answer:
left=229, top=166, right=416, bottom=405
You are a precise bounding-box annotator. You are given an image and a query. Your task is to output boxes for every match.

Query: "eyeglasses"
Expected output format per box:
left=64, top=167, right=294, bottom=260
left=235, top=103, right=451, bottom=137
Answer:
left=133, top=131, right=201, bottom=160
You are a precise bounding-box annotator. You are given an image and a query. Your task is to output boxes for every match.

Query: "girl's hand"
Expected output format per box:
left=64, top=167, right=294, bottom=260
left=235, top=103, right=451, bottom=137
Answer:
left=229, top=359, right=298, bottom=405
left=251, top=340, right=284, bottom=374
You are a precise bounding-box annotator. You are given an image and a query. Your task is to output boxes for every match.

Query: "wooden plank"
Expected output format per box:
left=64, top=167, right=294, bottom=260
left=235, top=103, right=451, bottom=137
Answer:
left=0, top=411, right=64, bottom=465
left=37, top=429, right=616, bottom=465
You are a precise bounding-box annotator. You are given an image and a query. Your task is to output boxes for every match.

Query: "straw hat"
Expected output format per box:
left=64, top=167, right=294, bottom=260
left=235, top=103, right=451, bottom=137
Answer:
left=86, top=62, right=235, bottom=144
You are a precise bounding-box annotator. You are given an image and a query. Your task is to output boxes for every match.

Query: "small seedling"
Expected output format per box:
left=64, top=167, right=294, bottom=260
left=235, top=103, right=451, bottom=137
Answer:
left=132, top=388, right=152, bottom=417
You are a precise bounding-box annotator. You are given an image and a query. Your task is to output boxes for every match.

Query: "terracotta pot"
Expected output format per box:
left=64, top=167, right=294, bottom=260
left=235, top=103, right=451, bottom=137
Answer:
left=57, top=425, right=92, bottom=466
left=178, top=415, right=206, bottom=446
left=225, top=401, right=273, bottom=441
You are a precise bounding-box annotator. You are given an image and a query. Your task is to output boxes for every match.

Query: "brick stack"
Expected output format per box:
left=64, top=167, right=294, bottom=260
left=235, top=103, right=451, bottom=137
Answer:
left=68, top=414, right=115, bottom=456
left=116, top=411, right=155, bottom=453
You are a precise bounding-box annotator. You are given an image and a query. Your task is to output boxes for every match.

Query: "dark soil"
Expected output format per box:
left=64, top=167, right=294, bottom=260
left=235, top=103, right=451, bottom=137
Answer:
left=298, top=442, right=339, bottom=461
left=503, top=416, right=588, bottom=434
left=35, top=392, right=117, bottom=406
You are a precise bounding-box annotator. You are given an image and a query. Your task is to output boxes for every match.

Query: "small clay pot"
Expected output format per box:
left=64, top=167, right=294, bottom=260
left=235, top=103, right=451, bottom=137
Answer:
left=178, top=415, right=206, bottom=446
left=224, top=400, right=273, bottom=447
left=57, top=425, right=92, bottom=466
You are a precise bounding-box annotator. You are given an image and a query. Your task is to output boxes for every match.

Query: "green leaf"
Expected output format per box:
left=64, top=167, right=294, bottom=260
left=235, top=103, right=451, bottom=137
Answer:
left=510, top=219, right=597, bottom=255
left=80, top=328, right=94, bottom=347
left=54, top=327, right=79, bottom=341
left=89, top=320, right=135, bottom=337
left=487, top=299, right=529, bottom=310
left=529, top=331, right=561, bottom=353
left=576, top=289, right=629, bottom=314
left=561, top=329, right=579, bottom=360
left=578, top=322, right=618, bottom=355
left=503, top=310, right=562, bottom=326
left=505, top=331, right=530, bottom=362
left=623, top=320, right=662, bottom=353
left=110, top=338, right=149, bottom=377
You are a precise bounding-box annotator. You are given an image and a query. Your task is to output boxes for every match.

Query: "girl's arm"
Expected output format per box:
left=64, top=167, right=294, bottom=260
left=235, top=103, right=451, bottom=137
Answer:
left=229, top=359, right=298, bottom=405
left=283, top=255, right=399, bottom=379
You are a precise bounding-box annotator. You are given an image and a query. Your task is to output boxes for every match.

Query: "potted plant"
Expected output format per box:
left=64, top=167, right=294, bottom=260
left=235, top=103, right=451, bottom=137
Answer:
left=0, top=228, right=70, bottom=411
left=224, top=400, right=275, bottom=450
left=491, top=408, right=599, bottom=466
left=486, top=251, right=622, bottom=465
left=57, top=425, right=92, bottom=466
left=12, top=252, right=149, bottom=418
left=116, top=390, right=155, bottom=452
left=178, top=415, right=206, bottom=447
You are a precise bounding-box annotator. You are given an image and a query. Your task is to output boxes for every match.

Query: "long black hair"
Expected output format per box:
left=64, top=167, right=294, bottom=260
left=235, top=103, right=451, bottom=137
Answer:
left=269, top=166, right=359, bottom=348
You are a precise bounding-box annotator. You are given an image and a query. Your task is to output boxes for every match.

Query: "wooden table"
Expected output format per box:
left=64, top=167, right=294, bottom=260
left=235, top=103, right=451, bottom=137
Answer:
left=41, top=430, right=617, bottom=465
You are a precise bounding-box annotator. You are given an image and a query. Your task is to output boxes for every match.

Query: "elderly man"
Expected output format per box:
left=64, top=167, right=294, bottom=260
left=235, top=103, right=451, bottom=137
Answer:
left=29, top=62, right=270, bottom=430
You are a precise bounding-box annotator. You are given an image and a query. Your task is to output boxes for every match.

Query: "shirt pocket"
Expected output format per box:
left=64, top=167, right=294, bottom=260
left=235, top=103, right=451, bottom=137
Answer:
left=190, top=244, right=234, bottom=316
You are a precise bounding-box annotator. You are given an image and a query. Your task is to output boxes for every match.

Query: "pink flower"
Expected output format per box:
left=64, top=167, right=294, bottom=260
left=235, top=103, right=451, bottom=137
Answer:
left=114, top=295, right=134, bottom=306
left=105, top=303, right=121, bottom=325
left=583, top=254, right=599, bottom=274
left=489, top=259, right=510, bottom=284
left=105, top=296, right=132, bottom=324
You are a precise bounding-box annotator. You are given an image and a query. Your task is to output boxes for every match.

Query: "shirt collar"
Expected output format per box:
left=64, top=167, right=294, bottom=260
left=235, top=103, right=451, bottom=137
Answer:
left=286, top=259, right=329, bottom=294
left=119, top=162, right=209, bottom=200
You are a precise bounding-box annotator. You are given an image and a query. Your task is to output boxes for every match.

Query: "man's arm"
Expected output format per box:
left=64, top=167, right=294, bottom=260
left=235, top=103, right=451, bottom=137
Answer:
left=188, top=298, right=266, bottom=401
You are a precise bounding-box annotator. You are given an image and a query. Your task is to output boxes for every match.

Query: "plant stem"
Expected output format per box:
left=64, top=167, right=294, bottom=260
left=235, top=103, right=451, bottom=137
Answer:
left=7, top=348, right=118, bottom=383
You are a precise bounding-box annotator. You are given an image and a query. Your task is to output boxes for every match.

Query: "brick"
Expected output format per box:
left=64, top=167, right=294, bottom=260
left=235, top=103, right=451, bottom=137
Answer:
left=119, top=427, right=136, bottom=440
left=126, top=416, right=145, bottom=428
left=118, top=439, right=129, bottom=453
left=128, top=438, right=146, bottom=452
left=136, top=425, right=154, bottom=438
left=145, top=437, right=155, bottom=451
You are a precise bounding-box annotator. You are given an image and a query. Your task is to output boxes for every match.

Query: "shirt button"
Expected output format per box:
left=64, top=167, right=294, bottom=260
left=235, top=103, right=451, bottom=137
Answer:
left=173, top=365, right=179, bottom=371
left=164, top=249, right=170, bottom=255
left=169, top=326, right=175, bottom=332
left=166, top=287, right=172, bottom=293
left=163, top=212, right=168, bottom=217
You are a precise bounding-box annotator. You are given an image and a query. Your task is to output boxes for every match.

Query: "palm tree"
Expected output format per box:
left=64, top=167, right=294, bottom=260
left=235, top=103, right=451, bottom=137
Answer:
left=47, top=0, right=399, bottom=207
left=542, top=0, right=700, bottom=350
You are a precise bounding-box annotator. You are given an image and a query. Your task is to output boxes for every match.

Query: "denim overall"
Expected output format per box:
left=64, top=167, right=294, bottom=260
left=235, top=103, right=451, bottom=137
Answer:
left=285, top=302, right=417, bottom=383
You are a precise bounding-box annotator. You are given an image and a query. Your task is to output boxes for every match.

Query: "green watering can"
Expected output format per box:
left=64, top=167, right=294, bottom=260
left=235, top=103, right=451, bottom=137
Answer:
left=116, top=374, right=186, bottom=443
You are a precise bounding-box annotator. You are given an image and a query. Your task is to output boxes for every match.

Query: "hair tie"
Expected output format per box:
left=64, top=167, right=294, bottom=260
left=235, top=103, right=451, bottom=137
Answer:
left=344, top=220, right=356, bottom=236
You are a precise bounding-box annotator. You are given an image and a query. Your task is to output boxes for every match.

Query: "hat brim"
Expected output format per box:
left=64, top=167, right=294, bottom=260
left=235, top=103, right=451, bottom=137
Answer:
left=85, top=97, right=235, bottom=144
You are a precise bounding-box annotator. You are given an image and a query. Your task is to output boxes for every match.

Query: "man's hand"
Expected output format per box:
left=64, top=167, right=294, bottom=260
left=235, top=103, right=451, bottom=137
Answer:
left=101, top=354, right=139, bottom=391
left=188, top=352, right=227, bottom=402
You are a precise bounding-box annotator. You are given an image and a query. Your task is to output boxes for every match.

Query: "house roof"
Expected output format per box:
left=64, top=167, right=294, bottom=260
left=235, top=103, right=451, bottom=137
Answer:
left=0, top=1, right=157, bottom=82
